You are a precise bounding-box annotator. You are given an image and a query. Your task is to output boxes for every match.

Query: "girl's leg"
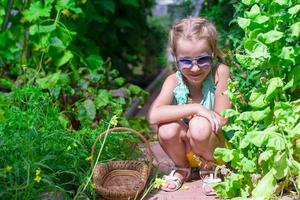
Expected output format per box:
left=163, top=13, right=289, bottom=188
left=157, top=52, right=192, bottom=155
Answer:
left=187, top=116, right=225, bottom=161
left=158, top=121, right=189, bottom=190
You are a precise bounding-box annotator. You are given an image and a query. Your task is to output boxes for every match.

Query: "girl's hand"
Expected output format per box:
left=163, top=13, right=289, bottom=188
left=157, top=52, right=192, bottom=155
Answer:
left=194, top=105, right=220, bottom=134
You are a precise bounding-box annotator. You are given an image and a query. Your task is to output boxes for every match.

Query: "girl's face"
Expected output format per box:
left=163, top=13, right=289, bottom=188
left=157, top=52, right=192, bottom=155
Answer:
left=176, top=38, right=212, bottom=84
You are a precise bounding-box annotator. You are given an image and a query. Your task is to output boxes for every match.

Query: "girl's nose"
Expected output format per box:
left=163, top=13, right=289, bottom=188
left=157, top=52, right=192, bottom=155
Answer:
left=190, top=61, right=199, bottom=72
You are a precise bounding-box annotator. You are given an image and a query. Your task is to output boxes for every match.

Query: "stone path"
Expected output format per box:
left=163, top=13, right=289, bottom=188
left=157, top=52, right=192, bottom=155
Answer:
left=145, top=143, right=218, bottom=200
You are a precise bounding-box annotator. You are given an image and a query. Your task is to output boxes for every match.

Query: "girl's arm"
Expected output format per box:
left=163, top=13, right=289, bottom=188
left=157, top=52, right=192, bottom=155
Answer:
left=213, top=63, right=232, bottom=127
left=148, top=74, right=215, bottom=126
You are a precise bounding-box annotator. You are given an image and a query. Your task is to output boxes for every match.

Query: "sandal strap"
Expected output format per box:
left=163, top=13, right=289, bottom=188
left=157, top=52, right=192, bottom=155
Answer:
left=162, top=174, right=182, bottom=190
left=170, top=166, right=191, bottom=178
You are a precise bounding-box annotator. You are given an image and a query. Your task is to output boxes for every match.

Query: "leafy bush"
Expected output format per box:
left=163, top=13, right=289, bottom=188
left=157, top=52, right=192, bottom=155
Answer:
left=214, top=0, right=300, bottom=199
left=0, top=86, right=144, bottom=199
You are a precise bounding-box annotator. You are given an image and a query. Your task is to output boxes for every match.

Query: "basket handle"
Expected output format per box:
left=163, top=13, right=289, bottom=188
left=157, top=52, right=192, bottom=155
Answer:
left=91, top=127, right=153, bottom=176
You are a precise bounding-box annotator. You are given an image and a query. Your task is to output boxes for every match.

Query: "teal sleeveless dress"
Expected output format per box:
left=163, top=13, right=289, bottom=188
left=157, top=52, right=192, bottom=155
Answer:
left=173, top=65, right=234, bottom=140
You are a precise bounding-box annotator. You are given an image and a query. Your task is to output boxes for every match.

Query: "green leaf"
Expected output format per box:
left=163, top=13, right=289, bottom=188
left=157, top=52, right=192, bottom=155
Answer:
left=251, top=107, right=271, bottom=121
left=274, top=0, right=292, bottom=6
left=290, top=22, right=300, bottom=39
left=120, top=0, right=139, bottom=8
left=237, top=17, right=251, bottom=29
left=290, top=67, right=300, bottom=89
left=247, top=130, right=269, bottom=147
left=55, top=51, right=73, bottom=67
left=249, top=91, right=267, bottom=109
left=272, top=152, right=288, bottom=179
left=242, top=0, right=254, bottom=5
left=253, top=15, right=269, bottom=24
left=29, top=24, right=56, bottom=35
left=23, top=2, right=52, bottom=22
left=83, top=99, right=96, bottom=121
left=266, top=135, right=286, bottom=151
left=245, top=4, right=260, bottom=18
left=288, top=4, right=300, bottom=15
left=86, top=54, right=104, bottom=70
left=0, top=78, right=14, bottom=89
left=114, top=77, right=126, bottom=86
left=58, top=113, right=69, bottom=129
left=265, top=77, right=283, bottom=101
left=128, top=84, right=143, bottom=95
left=95, top=89, right=112, bottom=108
left=56, top=0, right=76, bottom=10
left=50, top=37, right=66, bottom=49
left=240, top=157, right=256, bottom=172
left=252, top=171, right=276, bottom=199
left=36, top=72, right=61, bottom=89
left=258, top=150, right=273, bottom=165
left=261, top=30, right=284, bottom=44
left=96, top=0, right=115, bottom=13
left=279, top=46, right=296, bottom=65
left=251, top=43, right=270, bottom=59
left=214, top=148, right=234, bottom=162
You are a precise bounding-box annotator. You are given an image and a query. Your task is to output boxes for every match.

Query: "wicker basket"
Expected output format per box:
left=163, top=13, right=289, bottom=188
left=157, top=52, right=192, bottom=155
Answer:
left=91, top=127, right=153, bottom=200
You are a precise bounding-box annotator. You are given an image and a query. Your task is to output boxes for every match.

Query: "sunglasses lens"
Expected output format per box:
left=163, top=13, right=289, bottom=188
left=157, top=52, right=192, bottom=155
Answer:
left=197, top=56, right=212, bottom=66
left=178, top=60, right=192, bottom=69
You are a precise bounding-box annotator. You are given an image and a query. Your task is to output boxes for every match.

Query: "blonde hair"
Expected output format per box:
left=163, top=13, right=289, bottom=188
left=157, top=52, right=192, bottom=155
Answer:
left=169, top=17, right=223, bottom=62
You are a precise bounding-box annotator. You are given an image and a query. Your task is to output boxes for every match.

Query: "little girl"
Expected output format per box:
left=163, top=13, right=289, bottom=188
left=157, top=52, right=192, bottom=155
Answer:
left=148, top=17, right=231, bottom=193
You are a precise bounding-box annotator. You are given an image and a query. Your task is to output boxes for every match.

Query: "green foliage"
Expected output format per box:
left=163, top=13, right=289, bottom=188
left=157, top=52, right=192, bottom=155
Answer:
left=0, top=87, right=144, bottom=198
left=214, top=0, right=300, bottom=199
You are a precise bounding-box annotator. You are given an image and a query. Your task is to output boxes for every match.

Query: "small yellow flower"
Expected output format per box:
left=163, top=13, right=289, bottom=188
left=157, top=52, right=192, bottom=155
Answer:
left=91, top=183, right=96, bottom=189
left=66, top=145, right=72, bottom=151
left=181, top=185, right=189, bottom=190
left=34, top=169, right=42, bottom=183
left=110, top=115, right=118, bottom=127
left=71, top=14, right=79, bottom=20
left=5, top=165, right=12, bottom=172
left=153, top=178, right=166, bottom=189
left=35, top=169, right=41, bottom=175
left=34, top=175, right=41, bottom=183
left=62, top=9, right=71, bottom=17
left=85, top=156, right=92, bottom=161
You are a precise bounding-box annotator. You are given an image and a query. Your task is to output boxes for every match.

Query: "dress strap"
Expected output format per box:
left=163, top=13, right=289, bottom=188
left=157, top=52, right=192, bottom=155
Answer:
left=173, top=71, right=189, bottom=105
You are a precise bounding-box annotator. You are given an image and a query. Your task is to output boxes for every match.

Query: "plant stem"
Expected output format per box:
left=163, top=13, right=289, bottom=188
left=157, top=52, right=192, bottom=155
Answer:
left=1, top=0, right=14, bottom=32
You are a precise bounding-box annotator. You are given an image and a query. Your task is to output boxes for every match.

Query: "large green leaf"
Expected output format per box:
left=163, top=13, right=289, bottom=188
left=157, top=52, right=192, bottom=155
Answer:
left=252, top=171, right=276, bottom=199
left=272, top=152, right=288, bottom=179
left=261, top=30, right=284, bottom=44
left=251, top=43, right=270, bottom=59
left=249, top=91, right=267, bottom=109
left=86, top=54, right=104, bottom=70
left=266, top=135, right=286, bottom=151
left=237, top=17, right=251, bottom=29
left=288, top=4, right=300, bottom=15
left=245, top=4, right=260, bottom=18
left=23, top=2, right=52, bottom=22
left=265, top=77, right=283, bottom=101
left=258, top=150, right=273, bottom=165
left=251, top=107, right=271, bottom=121
left=83, top=99, right=96, bottom=121
left=55, top=51, right=73, bottom=67
left=95, top=89, right=112, bottom=108
left=214, top=148, right=234, bottom=162
left=29, top=24, right=56, bottom=35
left=290, top=22, right=300, bottom=39
left=246, top=130, right=269, bottom=147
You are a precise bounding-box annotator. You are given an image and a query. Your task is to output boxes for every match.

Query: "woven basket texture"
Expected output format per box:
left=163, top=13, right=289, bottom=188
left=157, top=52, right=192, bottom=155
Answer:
left=91, top=127, right=152, bottom=200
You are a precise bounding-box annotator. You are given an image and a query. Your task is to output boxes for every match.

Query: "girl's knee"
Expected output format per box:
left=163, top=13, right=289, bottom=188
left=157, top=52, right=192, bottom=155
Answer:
left=188, top=116, right=212, bottom=141
left=158, top=122, right=181, bottom=141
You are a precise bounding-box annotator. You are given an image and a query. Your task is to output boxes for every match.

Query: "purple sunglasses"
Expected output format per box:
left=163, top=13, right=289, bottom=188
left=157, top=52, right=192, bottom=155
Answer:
left=176, top=55, right=212, bottom=69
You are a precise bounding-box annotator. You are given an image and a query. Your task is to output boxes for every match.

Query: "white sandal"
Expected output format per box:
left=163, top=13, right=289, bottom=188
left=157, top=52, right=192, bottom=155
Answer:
left=161, top=166, right=191, bottom=192
left=200, top=170, right=221, bottom=196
